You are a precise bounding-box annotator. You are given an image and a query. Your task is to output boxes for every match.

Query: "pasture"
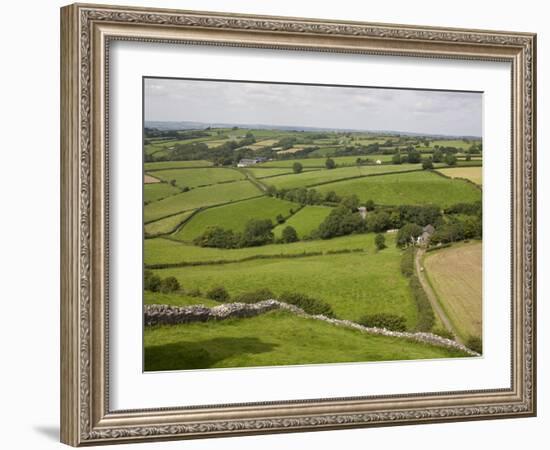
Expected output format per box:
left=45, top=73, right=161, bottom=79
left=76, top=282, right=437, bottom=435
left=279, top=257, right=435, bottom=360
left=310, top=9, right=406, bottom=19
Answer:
left=423, top=242, right=482, bottom=341
left=273, top=205, right=332, bottom=239
left=173, top=196, right=297, bottom=242
left=144, top=310, right=469, bottom=371
left=266, top=164, right=422, bottom=190
left=144, top=210, right=195, bottom=237
left=144, top=180, right=262, bottom=223
left=148, top=167, right=245, bottom=189
left=436, top=167, right=482, bottom=185
left=144, top=233, right=378, bottom=266
left=144, top=183, right=181, bottom=203
left=152, top=247, right=417, bottom=325
left=144, top=160, right=213, bottom=170
left=316, top=170, right=481, bottom=207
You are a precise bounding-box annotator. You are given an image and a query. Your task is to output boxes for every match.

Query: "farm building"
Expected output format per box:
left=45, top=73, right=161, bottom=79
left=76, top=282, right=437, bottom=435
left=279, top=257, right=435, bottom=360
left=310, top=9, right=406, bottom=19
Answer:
left=417, top=224, right=435, bottom=246
left=358, top=206, right=367, bottom=220
left=237, top=157, right=266, bottom=167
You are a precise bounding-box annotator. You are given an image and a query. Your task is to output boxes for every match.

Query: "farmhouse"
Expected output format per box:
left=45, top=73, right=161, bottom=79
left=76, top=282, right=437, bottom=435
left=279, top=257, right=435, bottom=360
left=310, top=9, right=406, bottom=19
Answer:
left=417, top=224, right=435, bottom=246
left=237, top=157, right=266, bottom=167
left=358, top=206, right=367, bottom=220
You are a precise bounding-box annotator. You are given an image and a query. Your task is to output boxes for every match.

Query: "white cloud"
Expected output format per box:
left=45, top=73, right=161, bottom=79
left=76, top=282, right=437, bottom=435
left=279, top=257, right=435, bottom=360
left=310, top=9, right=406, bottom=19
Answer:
left=145, top=78, right=482, bottom=136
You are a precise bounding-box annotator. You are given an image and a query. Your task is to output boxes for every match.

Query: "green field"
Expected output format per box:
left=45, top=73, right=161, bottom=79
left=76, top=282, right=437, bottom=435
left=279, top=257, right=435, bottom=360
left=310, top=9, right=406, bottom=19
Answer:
left=273, top=205, right=332, bottom=239
left=145, top=233, right=378, bottom=266
left=144, top=310, right=468, bottom=371
left=144, top=210, right=196, bottom=237
left=173, top=196, right=298, bottom=242
left=152, top=245, right=416, bottom=324
left=266, top=164, right=422, bottom=190
left=316, top=170, right=481, bottom=207
left=144, top=291, right=219, bottom=307
left=258, top=156, right=404, bottom=168
left=144, top=160, right=213, bottom=170
left=144, top=182, right=181, bottom=203
left=148, top=167, right=245, bottom=189
left=144, top=180, right=262, bottom=223
left=143, top=124, right=483, bottom=370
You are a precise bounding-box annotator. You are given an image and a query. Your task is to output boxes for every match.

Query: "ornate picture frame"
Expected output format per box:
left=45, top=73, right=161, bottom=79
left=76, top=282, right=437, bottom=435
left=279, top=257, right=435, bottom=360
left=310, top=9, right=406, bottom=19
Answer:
left=60, top=3, right=536, bottom=446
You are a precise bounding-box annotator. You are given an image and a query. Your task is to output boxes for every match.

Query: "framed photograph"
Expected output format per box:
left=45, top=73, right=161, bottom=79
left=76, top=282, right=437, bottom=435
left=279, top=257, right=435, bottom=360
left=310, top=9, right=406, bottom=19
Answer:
left=60, top=3, right=537, bottom=446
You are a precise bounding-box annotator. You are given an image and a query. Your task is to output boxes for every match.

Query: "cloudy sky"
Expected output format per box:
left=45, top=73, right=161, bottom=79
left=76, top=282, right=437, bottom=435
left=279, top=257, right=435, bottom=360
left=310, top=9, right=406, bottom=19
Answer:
left=145, top=78, right=482, bottom=137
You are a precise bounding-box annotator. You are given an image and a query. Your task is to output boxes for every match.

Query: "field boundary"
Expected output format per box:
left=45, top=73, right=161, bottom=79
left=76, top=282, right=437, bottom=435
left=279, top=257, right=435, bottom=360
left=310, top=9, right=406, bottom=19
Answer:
left=144, top=300, right=479, bottom=356
left=145, top=247, right=365, bottom=269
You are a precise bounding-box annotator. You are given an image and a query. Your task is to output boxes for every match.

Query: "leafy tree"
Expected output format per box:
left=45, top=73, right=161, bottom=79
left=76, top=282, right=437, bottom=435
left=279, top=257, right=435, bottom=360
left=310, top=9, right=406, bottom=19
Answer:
left=240, top=219, right=274, bottom=247
left=375, top=233, right=386, bottom=250
left=396, top=223, right=423, bottom=247
left=422, top=158, right=434, bottom=170
left=366, top=211, right=391, bottom=233
left=432, top=149, right=443, bottom=163
left=160, top=276, right=180, bottom=293
left=407, top=150, right=421, bottom=164
left=324, top=190, right=341, bottom=203
left=193, top=226, right=239, bottom=249
left=325, top=157, right=336, bottom=169
left=365, top=199, right=375, bottom=211
left=318, top=206, right=364, bottom=239
left=445, top=153, right=457, bottom=166
left=292, top=162, right=303, bottom=174
left=281, top=225, right=299, bottom=243
left=341, top=194, right=360, bottom=212
left=144, top=270, right=161, bottom=292
left=206, top=286, right=230, bottom=302
left=465, top=154, right=472, bottom=161
left=276, top=214, right=285, bottom=224
left=392, top=153, right=402, bottom=164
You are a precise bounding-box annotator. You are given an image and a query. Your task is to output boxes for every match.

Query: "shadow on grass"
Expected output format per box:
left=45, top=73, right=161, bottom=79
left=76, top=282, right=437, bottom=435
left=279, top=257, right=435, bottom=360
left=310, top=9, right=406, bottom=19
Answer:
left=145, top=336, right=278, bottom=371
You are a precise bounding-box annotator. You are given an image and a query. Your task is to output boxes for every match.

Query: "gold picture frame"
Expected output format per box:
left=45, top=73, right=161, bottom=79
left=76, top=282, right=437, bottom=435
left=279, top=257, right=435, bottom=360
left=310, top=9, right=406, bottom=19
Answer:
left=60, top=3, right=536, bottom=446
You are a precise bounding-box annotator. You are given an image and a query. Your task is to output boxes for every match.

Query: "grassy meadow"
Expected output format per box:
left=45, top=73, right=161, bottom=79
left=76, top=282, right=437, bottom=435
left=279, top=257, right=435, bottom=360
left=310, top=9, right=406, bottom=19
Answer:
left=143, top=125, right=483, bottom=370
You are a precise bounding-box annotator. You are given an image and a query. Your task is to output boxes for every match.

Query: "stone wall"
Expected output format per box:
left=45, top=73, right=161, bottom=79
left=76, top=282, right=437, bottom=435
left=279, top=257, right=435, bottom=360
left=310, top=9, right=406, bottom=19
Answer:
left=144, top=300, right=479, bottom=356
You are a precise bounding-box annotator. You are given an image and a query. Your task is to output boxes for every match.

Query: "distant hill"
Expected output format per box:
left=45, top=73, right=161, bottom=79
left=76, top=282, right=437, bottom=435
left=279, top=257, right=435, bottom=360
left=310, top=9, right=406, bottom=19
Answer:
left=144, top=121, right=480, bottom=140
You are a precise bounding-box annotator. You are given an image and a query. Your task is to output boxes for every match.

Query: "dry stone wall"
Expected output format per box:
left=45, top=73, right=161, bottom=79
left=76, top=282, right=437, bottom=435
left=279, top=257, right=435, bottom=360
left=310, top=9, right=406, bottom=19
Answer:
left=144, top=300, right=479, bottom=356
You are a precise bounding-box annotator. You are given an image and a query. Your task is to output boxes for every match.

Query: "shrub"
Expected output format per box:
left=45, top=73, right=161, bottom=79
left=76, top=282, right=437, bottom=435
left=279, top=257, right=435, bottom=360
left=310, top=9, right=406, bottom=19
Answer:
left=466, top=336, right=483, bottom=354
left=422, top=158, right=434, bottom=170
left=159, top=276, right=180, bottom=293
left=187, top=288, right=202, bottom=297
left=206, top=286, right=230, bottom=302
left=281, top=225, right=299, bottom=243
left=409, top=276, right=435, bottom=332
left=292, top=162, right=303, bottom=173
left=375, top=233, right=386, bottom=250
left=232, top=288, right=275, bottom=304
left=276, top=214, right=285, bottom=224
left=400, top=246, right=415, bottom=277
left=144, top=270, right=161, bottom=292
left=359, top=313, right=407, bottom=331
left=432, top=327, right=454, bottom=340
left=365, top=199, right=375, bottom=211
left=325, top=157, right=336, bottom=169
left=278, top=292, right=335, bottom=317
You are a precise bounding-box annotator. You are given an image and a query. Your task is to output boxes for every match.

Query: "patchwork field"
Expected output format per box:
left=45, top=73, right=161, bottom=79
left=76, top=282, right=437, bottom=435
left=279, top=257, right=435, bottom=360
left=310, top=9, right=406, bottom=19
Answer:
left=266, top=164, right=422, bottom=190
left=148, top=167, right=245, bottom=189
left=144, top=310, right=469, bottom=371
left=144, top=233, right=378, bottom=266
left=316, top=171, right=481, bottom=207
left=423, top=242, right=482, bottom=341
left=144, top=180, right=262, bottom=223
left=143, top=124, right=483, bottom=370
left=173, top=196, right=297, bottom=242
left=152, top=245, right=417, bottom=324
left=144, top=210, right=196, bottom=237
left=144, top=182, right=181, bottom=203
